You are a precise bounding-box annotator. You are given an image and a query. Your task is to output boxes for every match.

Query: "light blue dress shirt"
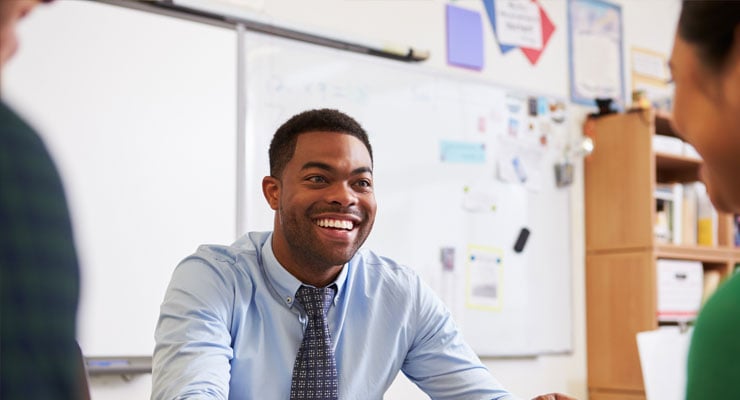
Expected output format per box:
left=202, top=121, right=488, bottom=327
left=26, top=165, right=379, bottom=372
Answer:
left=152, top=231, right=517, bottom=400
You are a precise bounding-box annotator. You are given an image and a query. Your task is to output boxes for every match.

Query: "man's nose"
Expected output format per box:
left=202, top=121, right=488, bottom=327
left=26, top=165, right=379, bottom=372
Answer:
left=326, top=182, right=357, bottom=206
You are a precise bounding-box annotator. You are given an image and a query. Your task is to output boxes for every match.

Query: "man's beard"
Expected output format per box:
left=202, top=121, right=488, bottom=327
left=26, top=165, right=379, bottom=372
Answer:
left=278, top=204, right=373, bottom=270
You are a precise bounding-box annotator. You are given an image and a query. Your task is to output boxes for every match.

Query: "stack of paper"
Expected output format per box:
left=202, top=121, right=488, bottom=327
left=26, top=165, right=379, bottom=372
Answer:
left=652, top=134, right=684, bottom=155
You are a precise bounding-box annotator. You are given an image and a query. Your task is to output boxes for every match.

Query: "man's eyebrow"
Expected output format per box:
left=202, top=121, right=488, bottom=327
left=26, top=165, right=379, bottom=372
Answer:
left=300, top=161, right=333, bottom=172
left=352, top=166, right=373, bottom=175
left=301, top=162, right=373, bottom=175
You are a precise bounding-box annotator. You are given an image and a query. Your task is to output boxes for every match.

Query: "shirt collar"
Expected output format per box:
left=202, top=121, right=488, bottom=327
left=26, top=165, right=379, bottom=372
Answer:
left=261, top=233, right=349, bottom=308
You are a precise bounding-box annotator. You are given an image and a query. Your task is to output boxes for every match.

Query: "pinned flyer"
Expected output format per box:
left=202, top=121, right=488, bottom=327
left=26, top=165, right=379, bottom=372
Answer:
left=482, top=0, right=556, bottom=65
left=465, top=245, right=503, bottom=311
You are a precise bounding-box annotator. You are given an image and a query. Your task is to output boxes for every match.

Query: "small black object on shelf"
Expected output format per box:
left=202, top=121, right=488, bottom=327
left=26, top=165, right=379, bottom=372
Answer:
left=593, top=97, right=617, bottom=117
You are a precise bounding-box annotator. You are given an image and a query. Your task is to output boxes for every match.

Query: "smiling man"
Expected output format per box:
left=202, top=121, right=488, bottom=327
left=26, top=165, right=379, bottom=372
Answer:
left=152, top=109, right=573, bottom=400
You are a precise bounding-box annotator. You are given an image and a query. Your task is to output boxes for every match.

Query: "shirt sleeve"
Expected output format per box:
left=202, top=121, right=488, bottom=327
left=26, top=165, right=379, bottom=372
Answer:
left=151, top=251, right=242, bottom=400
left=401, top=274, right=520, bottom=400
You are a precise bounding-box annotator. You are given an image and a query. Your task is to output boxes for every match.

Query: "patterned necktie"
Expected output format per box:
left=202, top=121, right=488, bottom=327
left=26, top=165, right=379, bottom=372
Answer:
left=290, top=285, right=338, bottom=400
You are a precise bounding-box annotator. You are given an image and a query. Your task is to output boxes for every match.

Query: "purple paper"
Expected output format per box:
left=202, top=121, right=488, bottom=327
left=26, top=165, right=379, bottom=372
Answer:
left=446, top=4, right=484, bottom=70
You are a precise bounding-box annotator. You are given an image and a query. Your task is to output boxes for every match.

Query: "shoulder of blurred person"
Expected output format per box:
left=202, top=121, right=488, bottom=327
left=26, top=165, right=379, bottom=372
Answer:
left=0, top=0, right=89, bottom=399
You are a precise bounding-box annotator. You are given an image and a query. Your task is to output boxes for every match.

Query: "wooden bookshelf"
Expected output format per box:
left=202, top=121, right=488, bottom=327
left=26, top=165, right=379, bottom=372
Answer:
left=584, top=109, right=738, bottom=399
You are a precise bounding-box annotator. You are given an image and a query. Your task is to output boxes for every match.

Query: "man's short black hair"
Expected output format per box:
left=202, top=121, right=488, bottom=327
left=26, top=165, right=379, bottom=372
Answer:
left=268, top=109, right=373, bottom=178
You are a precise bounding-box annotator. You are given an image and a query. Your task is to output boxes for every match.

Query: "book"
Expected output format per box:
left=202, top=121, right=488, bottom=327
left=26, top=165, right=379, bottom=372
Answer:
left=681, top=184, right=698, bottom=245
left=654, top=183, right=683, bottom=244
left=695, top=183, right=718, bottom=246
left=671, top=183, right=683, bottom=245
left=654, top=198, right=672, bottom=243
left=702, top=269, right=722, bottom=305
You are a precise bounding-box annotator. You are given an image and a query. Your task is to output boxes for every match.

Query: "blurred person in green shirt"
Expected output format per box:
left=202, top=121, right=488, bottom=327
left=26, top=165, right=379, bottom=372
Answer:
left=669, top=1, right=740, bottom=398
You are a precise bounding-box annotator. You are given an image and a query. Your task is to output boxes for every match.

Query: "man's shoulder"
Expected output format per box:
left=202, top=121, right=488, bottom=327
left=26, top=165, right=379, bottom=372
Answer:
left=353, top=247, right=411, bottom=270
left=179, top=231, right=269, bottom=272
left=351, top=248, right=420, bottom=287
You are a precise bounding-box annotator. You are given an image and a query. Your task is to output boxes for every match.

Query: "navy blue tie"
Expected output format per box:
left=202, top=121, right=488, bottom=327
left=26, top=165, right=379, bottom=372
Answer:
left=290, top=285, right=338, bottom=400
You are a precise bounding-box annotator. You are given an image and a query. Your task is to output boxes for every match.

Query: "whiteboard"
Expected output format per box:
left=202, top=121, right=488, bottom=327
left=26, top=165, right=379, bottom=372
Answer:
left=3, top=1, right=237, bottom=356
left=242, top=32, right=573, bottom=356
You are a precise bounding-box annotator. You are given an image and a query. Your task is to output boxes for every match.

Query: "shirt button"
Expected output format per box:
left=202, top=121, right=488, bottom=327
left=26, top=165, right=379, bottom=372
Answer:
left=286, top=297, right=292, bottom=304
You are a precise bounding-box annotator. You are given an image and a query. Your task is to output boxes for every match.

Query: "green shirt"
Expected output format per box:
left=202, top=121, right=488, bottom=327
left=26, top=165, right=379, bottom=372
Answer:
left=686, top=271, right=740, bottom=399
left=0, top=100, right=81, bottom=399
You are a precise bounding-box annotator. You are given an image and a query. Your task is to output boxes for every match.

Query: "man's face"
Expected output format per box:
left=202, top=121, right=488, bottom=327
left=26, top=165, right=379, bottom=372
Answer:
left=669, top=33, right=740, bottom=213
left=0, top=0, right=40, bottom=69
left=264, top=131, right=376, bottom=275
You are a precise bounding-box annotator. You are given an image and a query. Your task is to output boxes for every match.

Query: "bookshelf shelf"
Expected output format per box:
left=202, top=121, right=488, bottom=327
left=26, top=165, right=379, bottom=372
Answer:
left=585, top=109, right=737, bottom=399
left=655, top=153, right=701, bottom=182
left=653, top=110, right=674, bottom=133
left=655, top=243, right=735, bottom=263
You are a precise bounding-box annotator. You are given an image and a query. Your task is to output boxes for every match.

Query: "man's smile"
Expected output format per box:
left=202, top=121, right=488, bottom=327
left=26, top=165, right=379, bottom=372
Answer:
left=315, top=218, right=354, bottom=230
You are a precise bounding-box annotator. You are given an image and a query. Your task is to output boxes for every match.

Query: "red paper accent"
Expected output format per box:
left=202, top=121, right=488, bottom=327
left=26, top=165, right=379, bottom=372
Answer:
left=520, top=2, right=555, bottom=65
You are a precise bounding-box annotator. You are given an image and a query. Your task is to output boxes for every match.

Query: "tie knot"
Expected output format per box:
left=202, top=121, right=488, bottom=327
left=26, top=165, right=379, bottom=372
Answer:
left=295, top=285, right=335, bottom=318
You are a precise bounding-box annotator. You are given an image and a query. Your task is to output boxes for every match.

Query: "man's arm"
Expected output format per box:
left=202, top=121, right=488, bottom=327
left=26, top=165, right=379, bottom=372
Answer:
left=152, top=254, right=239, bottom=400
left=399, top=275, right=578, bottom=400
left=400, top=275, right=517, bottom=400
left=532, top=394, right=576, bottom=400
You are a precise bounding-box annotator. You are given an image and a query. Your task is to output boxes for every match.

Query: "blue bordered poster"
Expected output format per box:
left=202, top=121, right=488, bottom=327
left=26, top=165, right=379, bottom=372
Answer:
left=567, top=0, right=625, bottom=107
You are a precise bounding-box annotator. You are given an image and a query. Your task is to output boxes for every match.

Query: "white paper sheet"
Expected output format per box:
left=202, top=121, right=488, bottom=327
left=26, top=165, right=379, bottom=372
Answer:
left=636, top=326, right=692, bottom=400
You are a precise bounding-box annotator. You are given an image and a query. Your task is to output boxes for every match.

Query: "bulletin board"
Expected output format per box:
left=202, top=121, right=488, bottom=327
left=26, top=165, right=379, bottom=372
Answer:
left=241, top=32, right=574, bottom=356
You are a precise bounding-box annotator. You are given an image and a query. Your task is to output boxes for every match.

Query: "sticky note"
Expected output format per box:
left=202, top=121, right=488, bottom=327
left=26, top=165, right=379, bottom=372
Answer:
left=440, top=140, right=486, bottom=163
left=446, top=4, right=484, bottom=70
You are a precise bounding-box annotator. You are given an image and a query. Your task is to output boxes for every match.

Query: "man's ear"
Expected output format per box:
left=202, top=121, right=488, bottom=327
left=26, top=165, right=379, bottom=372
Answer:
left=262, top=176, right=280, bottom=211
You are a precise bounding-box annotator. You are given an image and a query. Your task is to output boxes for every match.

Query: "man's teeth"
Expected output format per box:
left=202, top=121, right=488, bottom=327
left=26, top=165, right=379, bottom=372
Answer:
left=316, top=219, right=354, bottom=230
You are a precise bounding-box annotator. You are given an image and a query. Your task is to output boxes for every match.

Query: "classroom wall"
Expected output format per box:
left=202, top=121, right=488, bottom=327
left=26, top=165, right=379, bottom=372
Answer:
left=13, top=0, right=681, bottom=399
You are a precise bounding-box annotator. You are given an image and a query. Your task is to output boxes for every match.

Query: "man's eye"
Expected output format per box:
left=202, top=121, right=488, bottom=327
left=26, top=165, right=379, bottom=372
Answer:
left=307, top=176, right=327, bottom=184
left=356, top=179, right=372, bottom=188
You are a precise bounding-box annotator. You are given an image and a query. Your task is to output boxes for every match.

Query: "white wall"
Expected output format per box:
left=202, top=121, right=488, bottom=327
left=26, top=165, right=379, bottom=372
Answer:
left=8, top=0, right=682, bottom=399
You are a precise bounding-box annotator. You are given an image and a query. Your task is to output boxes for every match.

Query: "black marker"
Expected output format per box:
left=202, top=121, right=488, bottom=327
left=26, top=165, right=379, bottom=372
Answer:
left=513, top=227, right=530, bottom=253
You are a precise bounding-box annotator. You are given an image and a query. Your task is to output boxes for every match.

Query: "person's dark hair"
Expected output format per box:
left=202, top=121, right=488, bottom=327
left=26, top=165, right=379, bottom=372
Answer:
left=678, top=0, right=740, bottom=71
left=268, top=109, right=373, bottom=178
